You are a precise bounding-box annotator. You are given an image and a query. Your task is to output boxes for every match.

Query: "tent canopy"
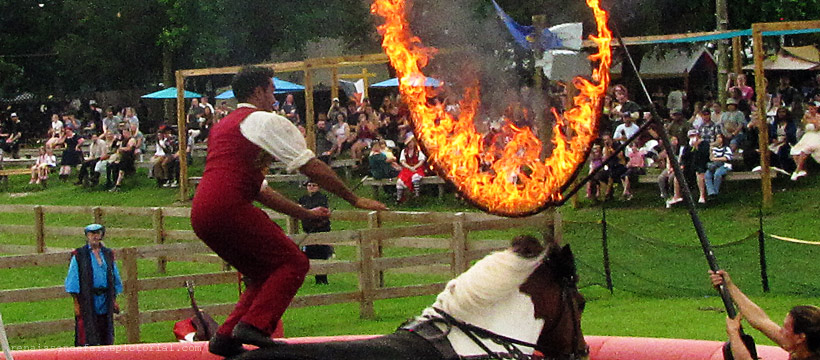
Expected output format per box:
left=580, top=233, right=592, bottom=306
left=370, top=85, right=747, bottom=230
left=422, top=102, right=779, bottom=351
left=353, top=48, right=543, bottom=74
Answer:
left=639, top=48, right=716, bottom=78
left=783, top=45, right=820, bottom=63
left=742, top=49, right=820, bottom=71
left=371, top=76, right=442, bottom=88
left=215, top=77, right=304, bottom=99
left=141, top=87, right=202, bottom=99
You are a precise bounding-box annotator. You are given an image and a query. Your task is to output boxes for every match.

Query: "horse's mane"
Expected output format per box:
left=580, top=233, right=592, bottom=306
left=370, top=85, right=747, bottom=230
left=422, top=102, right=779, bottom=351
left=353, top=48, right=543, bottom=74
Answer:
left=423, top=248, right=544, bottom=319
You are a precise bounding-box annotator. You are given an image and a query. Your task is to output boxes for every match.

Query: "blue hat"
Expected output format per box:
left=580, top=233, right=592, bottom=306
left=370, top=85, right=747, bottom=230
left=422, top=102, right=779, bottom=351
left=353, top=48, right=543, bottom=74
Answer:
left=84, top=223, right=105, bottom=235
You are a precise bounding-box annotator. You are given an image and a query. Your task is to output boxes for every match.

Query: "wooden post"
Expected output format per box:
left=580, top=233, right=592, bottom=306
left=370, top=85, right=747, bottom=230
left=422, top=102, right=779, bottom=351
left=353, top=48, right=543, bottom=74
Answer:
left=152, top=208, right=166, bottom=274
left=356, top=231, right=376, bottom=319
left=752, top=24, right=772, bottom=208
left=715, top=0, right=730, bottom=108
left=541, top=209, right=555, bottom=244
left=451, top=212, right=468, bottom=275
left=732, top=37, right=743, bottom=75
left=532, top=15, right=547, bottom=90
left=176, top=70, right=189, bottom=202
left=331, top=67, right=339, bottom=101
left=339, top=69, right=378, bottom=100
left=121, top=247, right=141, bottom=343
left=367, top=211, right=384, bottom=287
left=34, top=205, right=45, bottom=253
left=304, top=66, right=316, bottom=152
left=285, top=216, right=299, bottom=235
left=92, top=206, right=104, bottom=224
left=553, top=210, right=563, bottom=244
left=532, top=15, right=551, bottom=161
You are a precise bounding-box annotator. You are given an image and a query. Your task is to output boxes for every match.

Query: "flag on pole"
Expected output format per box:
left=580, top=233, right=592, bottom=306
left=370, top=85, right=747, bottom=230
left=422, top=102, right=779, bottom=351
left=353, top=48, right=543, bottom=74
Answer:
left=491, top=0, right=582, bottom=51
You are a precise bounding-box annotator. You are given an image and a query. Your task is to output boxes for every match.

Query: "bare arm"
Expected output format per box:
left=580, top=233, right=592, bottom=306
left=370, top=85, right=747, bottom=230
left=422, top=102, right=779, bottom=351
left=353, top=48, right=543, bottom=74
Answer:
left=120, top=138, right=137, bottom=152
left=72, top=294, right=80, bottom=316
left=299, top=158, right=387, bottom=211
left=710, top=270, right=786, bottom=346
left=727, top=314, right=755, bottom=360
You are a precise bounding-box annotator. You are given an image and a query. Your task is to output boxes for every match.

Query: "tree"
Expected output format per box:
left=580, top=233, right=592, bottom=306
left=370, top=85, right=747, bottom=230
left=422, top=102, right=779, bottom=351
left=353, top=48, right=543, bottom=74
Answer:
left=0, top=0, right=67, bottom=97
left=54, top=0, right=166, bottom=92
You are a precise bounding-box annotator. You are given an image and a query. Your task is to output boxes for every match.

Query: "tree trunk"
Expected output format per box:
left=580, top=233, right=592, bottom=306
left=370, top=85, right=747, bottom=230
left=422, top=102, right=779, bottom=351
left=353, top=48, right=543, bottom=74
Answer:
left=163, top=45, right=174, bottom=125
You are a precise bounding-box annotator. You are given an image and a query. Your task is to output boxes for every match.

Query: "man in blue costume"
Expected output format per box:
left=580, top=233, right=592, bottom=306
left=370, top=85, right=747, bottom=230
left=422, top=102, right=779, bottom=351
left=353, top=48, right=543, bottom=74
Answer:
left=65, top=224, right=123, bottom=346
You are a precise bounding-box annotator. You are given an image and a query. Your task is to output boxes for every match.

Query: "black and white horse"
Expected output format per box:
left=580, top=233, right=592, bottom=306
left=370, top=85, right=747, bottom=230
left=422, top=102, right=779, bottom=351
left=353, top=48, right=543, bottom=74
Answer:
left=233, top=235, right=588, bottom=360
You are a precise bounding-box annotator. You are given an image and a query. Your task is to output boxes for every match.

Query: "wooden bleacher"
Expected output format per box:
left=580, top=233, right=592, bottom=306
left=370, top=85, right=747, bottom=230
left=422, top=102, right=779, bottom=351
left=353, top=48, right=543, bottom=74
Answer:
left=269, top=158, right=358, bottom=178
left=188, top=174, right=309, bottom=189
left=362, top=176, right=447, bottom=199
left=0, top=168, right=32, bottom=187
left=637, top=170, right=777, bottom=184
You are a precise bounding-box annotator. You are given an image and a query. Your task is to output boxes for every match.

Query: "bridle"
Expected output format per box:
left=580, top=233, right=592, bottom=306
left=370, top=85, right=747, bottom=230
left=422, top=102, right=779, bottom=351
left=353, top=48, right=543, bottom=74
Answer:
left=428, top=267, right=589, bottom=360
left=538, top=276, right=588, bottom=360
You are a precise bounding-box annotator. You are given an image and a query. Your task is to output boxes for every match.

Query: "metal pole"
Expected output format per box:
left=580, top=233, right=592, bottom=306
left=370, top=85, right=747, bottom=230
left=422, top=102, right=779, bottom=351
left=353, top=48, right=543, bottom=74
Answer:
left=758, top=205, right=769, bottom=292
left=0, top=309, right=14, bottom=360
left=601, top=206, right=613, bottom=294
left=611, top=21, right=738, bottom=318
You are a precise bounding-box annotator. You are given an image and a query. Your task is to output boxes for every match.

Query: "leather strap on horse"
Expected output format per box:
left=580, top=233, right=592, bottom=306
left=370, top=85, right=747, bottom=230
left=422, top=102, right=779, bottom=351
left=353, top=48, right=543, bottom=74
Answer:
left=398, top=317, right=460, bottom=360
left=433, top=308, right=538, bottom=360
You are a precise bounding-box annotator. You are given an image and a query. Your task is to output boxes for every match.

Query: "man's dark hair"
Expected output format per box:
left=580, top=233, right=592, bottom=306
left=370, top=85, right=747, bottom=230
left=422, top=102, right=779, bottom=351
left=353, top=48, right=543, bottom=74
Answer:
left=232, top=66, right=275, bottom=103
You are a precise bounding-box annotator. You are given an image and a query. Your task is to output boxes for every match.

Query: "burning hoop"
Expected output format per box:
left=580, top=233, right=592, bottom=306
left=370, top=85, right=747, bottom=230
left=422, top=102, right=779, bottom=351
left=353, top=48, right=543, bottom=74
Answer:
left=372, top=0, right=612, bottom=217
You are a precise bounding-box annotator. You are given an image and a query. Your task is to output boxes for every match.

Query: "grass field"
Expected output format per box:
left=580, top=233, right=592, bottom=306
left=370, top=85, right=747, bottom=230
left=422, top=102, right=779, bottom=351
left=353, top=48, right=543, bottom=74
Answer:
left=1, top=164, right=818, bottom=350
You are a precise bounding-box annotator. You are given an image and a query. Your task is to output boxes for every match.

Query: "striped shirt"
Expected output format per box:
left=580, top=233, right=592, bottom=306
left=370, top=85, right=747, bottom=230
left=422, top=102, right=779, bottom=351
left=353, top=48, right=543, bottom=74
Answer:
left=711, top=146, right=732, bottom=161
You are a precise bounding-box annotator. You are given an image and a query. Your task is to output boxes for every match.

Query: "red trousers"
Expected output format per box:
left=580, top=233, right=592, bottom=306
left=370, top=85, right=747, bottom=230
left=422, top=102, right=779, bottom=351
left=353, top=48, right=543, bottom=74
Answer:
left=192, top=203, right=309, bottom=336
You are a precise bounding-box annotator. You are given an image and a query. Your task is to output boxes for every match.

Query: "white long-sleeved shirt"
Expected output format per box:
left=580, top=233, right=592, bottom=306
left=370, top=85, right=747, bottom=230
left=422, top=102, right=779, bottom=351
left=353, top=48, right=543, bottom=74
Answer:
left=237, top=103, right=314, bottom=173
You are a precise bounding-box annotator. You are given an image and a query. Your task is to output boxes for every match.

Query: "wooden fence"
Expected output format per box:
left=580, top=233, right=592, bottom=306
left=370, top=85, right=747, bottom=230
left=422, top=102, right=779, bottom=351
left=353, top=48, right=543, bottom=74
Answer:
left=0, top=205, right=558, bottom=343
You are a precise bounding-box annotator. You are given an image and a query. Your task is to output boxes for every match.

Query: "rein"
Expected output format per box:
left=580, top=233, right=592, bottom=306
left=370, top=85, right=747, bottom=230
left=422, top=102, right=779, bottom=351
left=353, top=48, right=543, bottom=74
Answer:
left=431, top=274, right=588, bottom=360
left=433, top=307, right=538, bottom=360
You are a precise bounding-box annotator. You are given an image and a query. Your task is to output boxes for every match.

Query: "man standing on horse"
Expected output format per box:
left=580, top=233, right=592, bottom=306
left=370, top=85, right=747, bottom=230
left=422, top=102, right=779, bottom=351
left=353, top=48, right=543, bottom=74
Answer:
left=191, top=66, right=387, bottom=358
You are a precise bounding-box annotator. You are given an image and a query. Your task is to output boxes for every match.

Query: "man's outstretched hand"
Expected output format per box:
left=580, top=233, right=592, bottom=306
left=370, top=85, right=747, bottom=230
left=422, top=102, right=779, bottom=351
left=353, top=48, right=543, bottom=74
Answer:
left=307, top=207, right=331, bottom=219
left=353, top=197, right=388, bottom=211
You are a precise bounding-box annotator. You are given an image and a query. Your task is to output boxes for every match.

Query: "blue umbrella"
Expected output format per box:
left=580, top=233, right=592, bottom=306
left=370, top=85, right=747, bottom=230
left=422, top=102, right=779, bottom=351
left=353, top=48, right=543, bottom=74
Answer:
left=215, top=77, right=305, bottom=99
left=141, top=87, right=202, bottom=99
left=371, top=76, right=442, bottom=88
left=273, top=77, right=305, bottom=91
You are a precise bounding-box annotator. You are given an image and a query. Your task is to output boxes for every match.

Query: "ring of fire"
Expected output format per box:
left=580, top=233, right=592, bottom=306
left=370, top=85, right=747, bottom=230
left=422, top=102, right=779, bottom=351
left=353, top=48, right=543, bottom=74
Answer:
left=372, top=0, right=612, bottom=217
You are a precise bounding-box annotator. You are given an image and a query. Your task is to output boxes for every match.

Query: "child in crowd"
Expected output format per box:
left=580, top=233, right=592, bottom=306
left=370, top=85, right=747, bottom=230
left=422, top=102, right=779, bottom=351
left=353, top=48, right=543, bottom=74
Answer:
left=396, top=136, right=426, bottom=202
left=368, top=139, right=400, bottom=180
left=586, top=144, right=604, bottom=199
left=30, top=146, right=56, bottom=184
left=621, top=142, right=646, bottom=200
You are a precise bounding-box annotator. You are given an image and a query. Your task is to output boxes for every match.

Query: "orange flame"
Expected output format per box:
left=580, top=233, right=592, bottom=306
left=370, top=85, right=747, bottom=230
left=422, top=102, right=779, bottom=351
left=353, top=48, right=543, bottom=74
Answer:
left=372, top=0, right=612, bottom=217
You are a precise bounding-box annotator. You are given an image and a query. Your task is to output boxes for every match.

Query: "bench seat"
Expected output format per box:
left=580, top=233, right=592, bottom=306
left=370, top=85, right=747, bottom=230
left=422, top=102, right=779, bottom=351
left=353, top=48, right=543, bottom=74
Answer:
left=362, top=176, right=446, bottom=199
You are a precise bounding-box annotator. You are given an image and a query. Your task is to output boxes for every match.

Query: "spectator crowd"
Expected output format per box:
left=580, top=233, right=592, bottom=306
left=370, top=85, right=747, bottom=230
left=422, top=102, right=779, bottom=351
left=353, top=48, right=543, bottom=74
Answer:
left=589, top=73, right=820, bottom=207
left=2, top=72, right=819, bottom=206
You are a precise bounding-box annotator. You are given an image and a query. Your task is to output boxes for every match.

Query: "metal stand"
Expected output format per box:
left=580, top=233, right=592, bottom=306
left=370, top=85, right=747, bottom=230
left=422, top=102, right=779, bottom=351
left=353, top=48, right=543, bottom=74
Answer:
left=0, top=309, right=14, bottom=360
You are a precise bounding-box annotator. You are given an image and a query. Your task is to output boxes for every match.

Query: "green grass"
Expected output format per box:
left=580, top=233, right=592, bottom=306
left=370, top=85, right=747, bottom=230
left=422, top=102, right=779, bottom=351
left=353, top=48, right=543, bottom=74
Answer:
left=1, top=164, right=819, bottom=349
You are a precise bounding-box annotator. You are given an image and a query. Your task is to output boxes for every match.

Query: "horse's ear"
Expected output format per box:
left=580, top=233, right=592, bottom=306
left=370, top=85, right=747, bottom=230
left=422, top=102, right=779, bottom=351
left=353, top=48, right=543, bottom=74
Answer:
left=561, top=244, right=574, bottom=260
left=512, top=235, right=544, bottom=258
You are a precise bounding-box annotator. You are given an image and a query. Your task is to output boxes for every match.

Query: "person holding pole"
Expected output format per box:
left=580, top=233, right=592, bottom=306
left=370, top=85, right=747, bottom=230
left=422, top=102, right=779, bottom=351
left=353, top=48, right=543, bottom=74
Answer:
left=710, top=270, right=820, bottom=360
left=65, top=224, right=122, bottom=346
left=191, top=66, right=387, bottom=358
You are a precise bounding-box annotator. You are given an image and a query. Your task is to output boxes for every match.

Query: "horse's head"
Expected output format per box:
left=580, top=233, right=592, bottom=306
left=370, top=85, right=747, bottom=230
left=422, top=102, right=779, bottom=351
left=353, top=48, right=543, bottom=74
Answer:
left=518, top=235, right=588, bottom=360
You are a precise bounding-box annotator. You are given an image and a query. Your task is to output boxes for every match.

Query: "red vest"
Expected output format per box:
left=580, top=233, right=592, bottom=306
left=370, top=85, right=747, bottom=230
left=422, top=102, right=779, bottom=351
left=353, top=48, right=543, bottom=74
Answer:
left=192, top=107, right=265, bottom=215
